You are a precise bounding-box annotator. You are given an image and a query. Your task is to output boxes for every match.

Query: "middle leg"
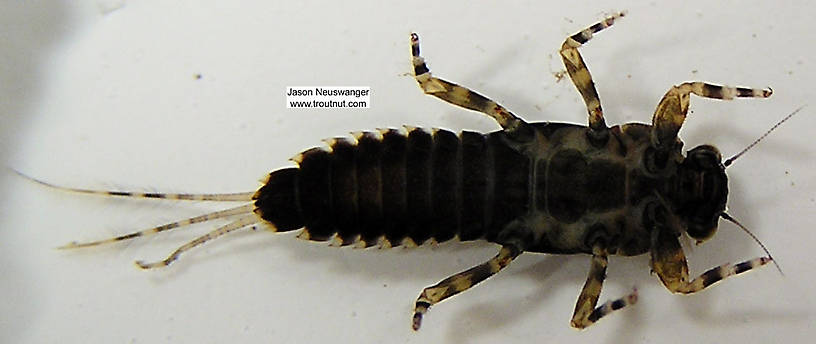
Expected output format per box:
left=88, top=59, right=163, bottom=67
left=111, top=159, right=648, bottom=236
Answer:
left=571, top=246, right=638, bottom=329
left=559, top=11, right=626, bottom=136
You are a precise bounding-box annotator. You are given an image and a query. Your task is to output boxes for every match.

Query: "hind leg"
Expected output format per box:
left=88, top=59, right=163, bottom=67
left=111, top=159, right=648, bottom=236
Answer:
left=410, top=33, right=533, bottom=142
left=412, top=245, right=521, bottom=330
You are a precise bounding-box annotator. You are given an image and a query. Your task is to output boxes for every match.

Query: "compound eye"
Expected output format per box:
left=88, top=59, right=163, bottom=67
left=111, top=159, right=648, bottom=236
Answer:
left=686, top=221, right=717, bottom=242
left=685, top=204, right=721, bottom=242
left=688, top=145, right=722, bottom=169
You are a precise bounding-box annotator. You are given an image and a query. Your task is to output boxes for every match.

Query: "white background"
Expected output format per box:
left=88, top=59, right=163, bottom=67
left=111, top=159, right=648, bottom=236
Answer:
left=2, top=1, right=814, bottom=343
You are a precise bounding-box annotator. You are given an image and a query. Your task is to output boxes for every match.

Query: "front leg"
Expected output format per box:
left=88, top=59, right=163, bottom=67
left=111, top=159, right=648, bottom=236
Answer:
left=650, top=228, right=772, bottom=294
left=651, top=82, right=772, bottom=149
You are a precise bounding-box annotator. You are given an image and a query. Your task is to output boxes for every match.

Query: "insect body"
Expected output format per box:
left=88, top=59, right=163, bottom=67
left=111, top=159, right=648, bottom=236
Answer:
left=36, top=12, right=778, bottom=330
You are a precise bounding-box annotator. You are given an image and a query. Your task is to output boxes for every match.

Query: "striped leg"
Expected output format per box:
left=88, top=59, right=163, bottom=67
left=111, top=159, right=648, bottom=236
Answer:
left=410, top=33, right=532, bottom=141
left=135, top=214, right=259, bottom=269
left=560, top=11, right=626, bottom=135
left=412, top=245, right=521, bottom=331
left=571, top=248, right=638, bottom=329
left=650, top=228, right=772, bottom=294
left=651, top=82, right=773, bottom=148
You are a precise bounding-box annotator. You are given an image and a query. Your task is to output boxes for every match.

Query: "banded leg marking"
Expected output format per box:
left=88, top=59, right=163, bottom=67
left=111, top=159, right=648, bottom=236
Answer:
left=571, top=248, right=638, bottom=329
left=675, top=258, right=772, bottom=294
left=135, top=214, right=258, bottom=269
left=650, top=229, right=772, bottom=294
left=410, top=33, right=531, bottom=139
left=59, top=203, right=256, bottom=249
left=652, top=81, right=773, bottom=148
left=560, top=11, right=626, bottom=133
left=412, top=245, right=521, bottom=331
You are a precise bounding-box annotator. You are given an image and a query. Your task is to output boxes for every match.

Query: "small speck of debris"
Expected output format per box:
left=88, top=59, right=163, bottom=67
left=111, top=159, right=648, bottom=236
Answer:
left=626, top=74, right=632, bottom=79
left=195, top=74, right=203, bottom=80
left=752, top=33, right=757, bottom=38
left=785, top=170, right=790, bottom=175
left=790, top=182, right=795, bottom=186
left=691, top=70, right=698, bottom=74
left=383, top=283, right=388, bottom=288
left=351, top=311, right=357, bottom=317
left=553, top=70, right=567, bottom=82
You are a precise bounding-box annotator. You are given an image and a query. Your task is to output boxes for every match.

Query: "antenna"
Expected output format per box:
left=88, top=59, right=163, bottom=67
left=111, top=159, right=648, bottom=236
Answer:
left=720, top=212, right=783, bottom=275
left=724, top=105, right=805, bottom=167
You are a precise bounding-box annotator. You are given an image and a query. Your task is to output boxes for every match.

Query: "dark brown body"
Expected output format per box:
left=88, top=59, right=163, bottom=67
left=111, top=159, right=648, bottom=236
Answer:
left=43, top=14, right=775, bottom=331
left=253, top=122, right=682, bottom=257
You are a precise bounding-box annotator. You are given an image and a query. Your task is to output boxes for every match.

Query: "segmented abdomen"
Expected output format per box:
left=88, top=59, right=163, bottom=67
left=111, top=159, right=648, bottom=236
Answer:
left=253, top=128, right=530, bottom=247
